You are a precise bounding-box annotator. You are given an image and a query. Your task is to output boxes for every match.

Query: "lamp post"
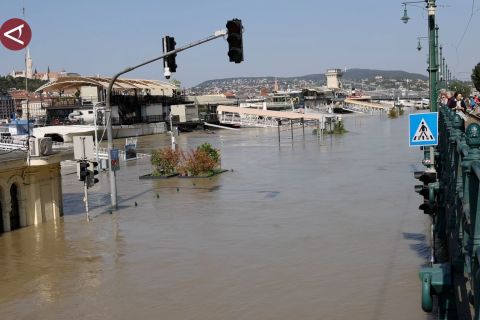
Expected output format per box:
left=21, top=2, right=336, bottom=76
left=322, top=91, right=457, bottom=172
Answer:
left=402, top=0, right=438, bottom=112
left=169, top=112, right=175, bottom=151
left=439, top=46, right=444, bottom=88
left=416, top=36, right=428, bottom=51
left=93, top=102, right=105, bottom=166
left=444, top=59, right=448, bottom=87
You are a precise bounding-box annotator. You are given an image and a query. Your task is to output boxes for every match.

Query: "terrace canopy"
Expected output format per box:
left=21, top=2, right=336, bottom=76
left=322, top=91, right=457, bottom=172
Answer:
left=35, top=76, right=177, bottom=96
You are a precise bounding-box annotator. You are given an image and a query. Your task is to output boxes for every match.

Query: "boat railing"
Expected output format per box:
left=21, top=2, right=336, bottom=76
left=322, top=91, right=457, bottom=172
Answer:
left=0, top=138, right=27, bottom=152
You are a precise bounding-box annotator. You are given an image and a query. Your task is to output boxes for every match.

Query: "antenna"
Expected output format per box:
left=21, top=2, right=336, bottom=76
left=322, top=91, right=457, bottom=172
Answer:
left=23, top=1, right=31, bottom=165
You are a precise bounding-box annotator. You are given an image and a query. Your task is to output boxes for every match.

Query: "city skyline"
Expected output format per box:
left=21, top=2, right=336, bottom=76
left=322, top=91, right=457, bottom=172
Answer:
left=0, top=0, right=478, bottom=87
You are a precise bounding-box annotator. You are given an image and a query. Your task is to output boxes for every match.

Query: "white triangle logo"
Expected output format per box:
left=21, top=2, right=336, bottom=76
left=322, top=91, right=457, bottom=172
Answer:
left=3, top=24, right=25, bottom=45
left=412, top=118, right=435, bottom=142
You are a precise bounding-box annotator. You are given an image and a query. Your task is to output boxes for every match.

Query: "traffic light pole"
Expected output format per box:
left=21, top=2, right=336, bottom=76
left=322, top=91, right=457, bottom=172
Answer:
left=105, top=28, right=228, bottom=210
left=84, top=179, right=90, bottom=222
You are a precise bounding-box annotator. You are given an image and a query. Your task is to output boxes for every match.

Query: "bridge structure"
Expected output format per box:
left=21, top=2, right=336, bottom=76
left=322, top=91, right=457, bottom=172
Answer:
left=415, top=105, right=480, bottom=319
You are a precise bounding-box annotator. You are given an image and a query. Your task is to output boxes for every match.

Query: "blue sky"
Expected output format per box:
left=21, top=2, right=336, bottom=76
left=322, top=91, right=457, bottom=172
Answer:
left=0, top=0, right=478, bottom=87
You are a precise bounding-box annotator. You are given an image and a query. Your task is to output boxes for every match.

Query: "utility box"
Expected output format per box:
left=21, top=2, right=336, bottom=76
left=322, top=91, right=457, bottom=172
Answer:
left=29, top=137, right=53, bottom=157
left=170, top=104, right=199, bottom=123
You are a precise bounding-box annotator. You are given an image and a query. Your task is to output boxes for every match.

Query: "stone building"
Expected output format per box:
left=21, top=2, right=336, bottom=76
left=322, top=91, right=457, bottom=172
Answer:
left=0, top=149, right=71, bottom=233
left=0, top=94, right=15, bottom=121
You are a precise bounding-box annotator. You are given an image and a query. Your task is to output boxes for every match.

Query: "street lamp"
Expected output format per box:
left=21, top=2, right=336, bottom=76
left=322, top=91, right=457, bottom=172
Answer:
left=401, top=3, right=411, bottom=23
left=416, top=36, right=428, bottom=51
left=401, top=0, right=438, bottom=112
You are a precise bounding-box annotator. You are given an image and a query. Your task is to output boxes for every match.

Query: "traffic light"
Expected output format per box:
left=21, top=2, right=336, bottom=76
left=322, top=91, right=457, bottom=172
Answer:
left=226, top=19, right=243, bottom=63
left=414, top=171, right=437, bottom=214
left=163, top=36, right=177, bottom=74
left=87, top=161, right=99, bottom=188
left=78, top=161, right=89, bottom=182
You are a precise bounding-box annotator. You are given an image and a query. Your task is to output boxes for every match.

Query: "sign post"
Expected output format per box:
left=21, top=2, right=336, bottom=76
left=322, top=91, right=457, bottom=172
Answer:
left=110, top=149, right=120, bottom=171
left=409, top=112, right=439, bottom=147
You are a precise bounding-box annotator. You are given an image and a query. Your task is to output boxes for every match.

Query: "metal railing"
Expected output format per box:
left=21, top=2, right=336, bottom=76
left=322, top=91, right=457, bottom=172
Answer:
left=418, top=104, right=480, bottom=319
left=0, top=138, right=27, bottom=152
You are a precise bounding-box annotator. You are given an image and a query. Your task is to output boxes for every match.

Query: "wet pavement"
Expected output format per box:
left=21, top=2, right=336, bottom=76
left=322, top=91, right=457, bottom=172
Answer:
left=0, top=113, right=431, bottom=319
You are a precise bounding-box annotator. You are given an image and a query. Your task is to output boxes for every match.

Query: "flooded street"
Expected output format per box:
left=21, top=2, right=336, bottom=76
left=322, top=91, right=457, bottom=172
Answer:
left=0, top=114, right=430, bottom=319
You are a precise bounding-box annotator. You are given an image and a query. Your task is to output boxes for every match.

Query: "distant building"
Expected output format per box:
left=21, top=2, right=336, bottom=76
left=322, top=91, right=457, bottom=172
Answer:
left=8, top=90, right=28, bottom=117
left=325, top=69, right=343, bottom=90
left=35, top=76, right=180, bottom=125
left=10, top=49, right=72, bottom=81
left=21, top=98, right=51, bottom=119
left=0, top=94, right=15, bottom=121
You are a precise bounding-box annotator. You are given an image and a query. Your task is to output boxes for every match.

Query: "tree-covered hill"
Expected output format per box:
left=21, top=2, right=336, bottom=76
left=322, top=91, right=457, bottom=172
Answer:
left=0, top=76, right=48, bottom=94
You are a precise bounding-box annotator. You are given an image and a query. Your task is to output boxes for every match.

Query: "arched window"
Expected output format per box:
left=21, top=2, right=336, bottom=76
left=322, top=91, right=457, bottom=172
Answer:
left=10, top=184, right=20, bottom=231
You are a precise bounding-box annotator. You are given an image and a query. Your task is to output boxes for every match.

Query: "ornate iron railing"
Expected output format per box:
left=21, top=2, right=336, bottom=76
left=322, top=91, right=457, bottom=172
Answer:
left=418, top=104, right=480, bottom=319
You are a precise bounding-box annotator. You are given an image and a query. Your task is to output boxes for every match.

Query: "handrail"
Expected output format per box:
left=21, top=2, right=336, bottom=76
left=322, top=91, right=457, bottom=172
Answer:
left=419, top=104, right=480, bottom=318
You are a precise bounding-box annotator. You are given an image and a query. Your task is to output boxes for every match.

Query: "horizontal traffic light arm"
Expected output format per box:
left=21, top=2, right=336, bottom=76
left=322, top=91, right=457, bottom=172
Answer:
left=109, top=29, right=228, bottom=78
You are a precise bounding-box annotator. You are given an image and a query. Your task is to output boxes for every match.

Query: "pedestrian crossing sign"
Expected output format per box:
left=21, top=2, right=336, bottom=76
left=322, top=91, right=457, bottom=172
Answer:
left=409, top=112, right=438, bottom=147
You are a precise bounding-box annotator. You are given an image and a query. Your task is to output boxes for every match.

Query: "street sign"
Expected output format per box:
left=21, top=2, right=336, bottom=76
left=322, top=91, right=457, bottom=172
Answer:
left=110, top=149, right=120, bottom=171
left=125, top=138, right=137, bottom=161
left=409, top=112, right=438, bottom=147
left=0, top=18, right=32, bottom=51
left=73, top=136, right=95, bottom=160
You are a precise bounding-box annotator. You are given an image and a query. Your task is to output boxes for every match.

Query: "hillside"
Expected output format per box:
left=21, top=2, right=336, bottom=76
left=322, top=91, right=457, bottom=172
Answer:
left=0, top=76, right=48, bottom=94
left=191, top=68, right=428, bottom=90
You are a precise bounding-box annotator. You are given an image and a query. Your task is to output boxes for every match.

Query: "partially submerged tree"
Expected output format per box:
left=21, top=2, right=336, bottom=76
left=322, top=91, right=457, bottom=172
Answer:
left=448, top=80, right=471, bottom=98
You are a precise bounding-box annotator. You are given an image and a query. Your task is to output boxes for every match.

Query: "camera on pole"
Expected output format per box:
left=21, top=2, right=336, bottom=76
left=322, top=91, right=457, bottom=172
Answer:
left=163, top=36, right=177, bottom=79
left=226, top=19, right=243, bottom=63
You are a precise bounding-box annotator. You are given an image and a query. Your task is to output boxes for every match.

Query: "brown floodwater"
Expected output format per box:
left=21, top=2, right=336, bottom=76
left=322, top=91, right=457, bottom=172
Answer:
left=0, top=114, right=431, bottom=319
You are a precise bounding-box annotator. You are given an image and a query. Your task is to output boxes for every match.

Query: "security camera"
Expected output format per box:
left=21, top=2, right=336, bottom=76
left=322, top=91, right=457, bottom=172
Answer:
left=164, top=67, right=171, bottom=80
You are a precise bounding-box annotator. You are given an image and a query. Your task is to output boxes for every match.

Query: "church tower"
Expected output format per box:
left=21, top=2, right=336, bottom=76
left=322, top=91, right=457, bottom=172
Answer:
left=25, top=48, right=33, bottom=79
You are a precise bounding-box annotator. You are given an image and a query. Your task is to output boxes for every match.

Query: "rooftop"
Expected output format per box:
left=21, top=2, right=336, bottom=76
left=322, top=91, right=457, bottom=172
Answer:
left=35, top=76, right=178, bottom=93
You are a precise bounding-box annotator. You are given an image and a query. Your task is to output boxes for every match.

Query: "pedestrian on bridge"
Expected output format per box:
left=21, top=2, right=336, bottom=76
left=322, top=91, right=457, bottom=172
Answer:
left=440, top=91, right=449, bottom=106
left=469, top=95, right=477, bottom=110
left=446, top=91, right=455, bottom=108
left=449, top=92, right=466, bottom=112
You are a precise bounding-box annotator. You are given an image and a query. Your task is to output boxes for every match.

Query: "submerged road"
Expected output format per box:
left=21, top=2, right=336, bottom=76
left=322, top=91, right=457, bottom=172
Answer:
left=0, top=113, right=431, bottom=319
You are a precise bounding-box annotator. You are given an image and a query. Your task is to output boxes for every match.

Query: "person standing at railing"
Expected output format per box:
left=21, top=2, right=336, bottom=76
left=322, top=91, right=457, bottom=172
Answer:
left=469, top=95, right=477, bottom=110
left=440, top=91, right=449, bottom=106
left=448, top=92, right=466, bottom=112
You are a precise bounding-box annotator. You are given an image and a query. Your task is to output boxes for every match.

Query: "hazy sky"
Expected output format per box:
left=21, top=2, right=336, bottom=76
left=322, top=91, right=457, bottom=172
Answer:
left=0, top=0, right=478, bottom=87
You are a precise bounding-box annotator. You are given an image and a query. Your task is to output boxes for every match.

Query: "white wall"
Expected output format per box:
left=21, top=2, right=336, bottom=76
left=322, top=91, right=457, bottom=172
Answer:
left=171, top=104, right=199, bottom=122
